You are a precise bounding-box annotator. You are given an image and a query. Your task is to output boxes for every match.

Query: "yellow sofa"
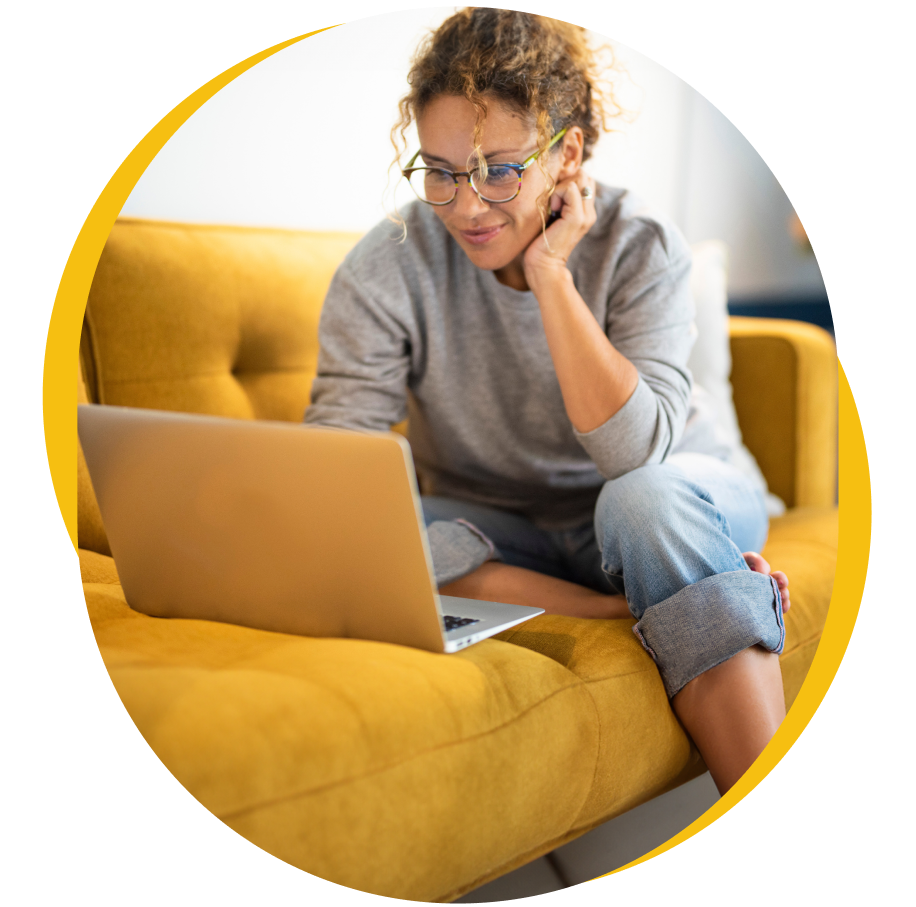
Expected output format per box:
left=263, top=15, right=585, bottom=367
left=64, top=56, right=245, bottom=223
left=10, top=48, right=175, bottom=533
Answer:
left=77, top=218, right=839, bottom=902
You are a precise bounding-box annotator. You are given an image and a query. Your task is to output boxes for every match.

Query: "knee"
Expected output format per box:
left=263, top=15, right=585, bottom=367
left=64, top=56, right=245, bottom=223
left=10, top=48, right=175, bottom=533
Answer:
left=594, top=464, right=731, bottom=569
left=596, top=462, right=725, bottom=538
left=595, top=464, right=685, bottom=531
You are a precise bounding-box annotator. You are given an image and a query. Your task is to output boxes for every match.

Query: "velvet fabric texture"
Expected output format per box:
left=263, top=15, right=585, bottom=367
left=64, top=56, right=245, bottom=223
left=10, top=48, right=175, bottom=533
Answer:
left=77, top=219, right=838, bottom=900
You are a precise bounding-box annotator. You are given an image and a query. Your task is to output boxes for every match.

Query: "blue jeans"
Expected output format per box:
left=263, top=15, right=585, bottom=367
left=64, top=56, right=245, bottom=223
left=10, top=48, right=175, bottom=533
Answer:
left=422, top=453, right=785, bottom=698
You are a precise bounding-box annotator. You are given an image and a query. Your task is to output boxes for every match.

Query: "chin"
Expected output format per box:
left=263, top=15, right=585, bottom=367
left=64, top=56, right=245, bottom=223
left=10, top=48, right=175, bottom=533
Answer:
left=454, top=237, right=517, bottom=271
left=466, top=251, right=509, bottom=271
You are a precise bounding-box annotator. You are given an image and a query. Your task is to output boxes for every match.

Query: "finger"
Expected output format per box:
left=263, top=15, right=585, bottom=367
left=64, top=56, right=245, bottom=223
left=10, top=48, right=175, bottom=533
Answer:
left=546, top=182, right=587, bottom=228
left=559, top=180, right=586, bottom=212
left=566, top=181, right=598, bottom=229
left=577, top=174, right=596, bottom=203
left=545, top=185, right=572, bottom=220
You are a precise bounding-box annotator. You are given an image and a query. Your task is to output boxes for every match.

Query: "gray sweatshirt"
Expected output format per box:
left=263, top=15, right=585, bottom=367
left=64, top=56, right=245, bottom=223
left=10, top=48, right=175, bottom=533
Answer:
left=306, top=184, right=731, bottom=531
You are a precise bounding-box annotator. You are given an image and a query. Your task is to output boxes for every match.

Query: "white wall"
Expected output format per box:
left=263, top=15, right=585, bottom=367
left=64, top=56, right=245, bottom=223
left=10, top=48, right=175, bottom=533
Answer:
left=122, top=7, right=825, bottom=300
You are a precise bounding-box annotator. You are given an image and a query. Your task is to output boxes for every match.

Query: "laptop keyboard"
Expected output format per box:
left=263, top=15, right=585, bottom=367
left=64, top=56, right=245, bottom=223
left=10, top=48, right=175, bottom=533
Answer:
left=443, top=615, right=481, bottom=632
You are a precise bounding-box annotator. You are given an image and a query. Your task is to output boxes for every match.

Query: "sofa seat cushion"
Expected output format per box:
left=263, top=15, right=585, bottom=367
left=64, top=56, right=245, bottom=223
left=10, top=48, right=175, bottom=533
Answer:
left=493, top=613, right=697, bottom=832
left=80, top=504, right=835, bottom=900
left=84, top=572, right=695, bottom=901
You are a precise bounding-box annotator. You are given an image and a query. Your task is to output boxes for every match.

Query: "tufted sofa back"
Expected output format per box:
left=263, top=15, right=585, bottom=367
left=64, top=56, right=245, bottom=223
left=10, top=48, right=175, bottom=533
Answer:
left=81, top=219, right=362, bottom=418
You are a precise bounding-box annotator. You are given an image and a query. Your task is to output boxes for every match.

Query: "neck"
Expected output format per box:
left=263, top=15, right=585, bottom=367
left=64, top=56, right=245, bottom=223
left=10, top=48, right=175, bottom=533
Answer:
left=493, top=255, right=529, bottom=292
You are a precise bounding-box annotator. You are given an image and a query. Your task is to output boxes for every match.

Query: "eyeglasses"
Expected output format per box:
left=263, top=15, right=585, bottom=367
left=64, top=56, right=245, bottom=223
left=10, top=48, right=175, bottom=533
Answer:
left=402, top=127, right=568, bottom=206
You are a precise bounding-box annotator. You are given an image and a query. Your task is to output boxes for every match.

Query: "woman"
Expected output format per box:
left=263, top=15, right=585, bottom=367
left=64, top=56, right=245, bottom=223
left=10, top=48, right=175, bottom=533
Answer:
left=305, top=8, right=789, bottom=795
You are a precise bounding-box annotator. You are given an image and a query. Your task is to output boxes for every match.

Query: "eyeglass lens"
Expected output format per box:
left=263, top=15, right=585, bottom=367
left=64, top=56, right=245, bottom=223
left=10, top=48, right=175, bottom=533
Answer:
left=408, top=165, right=521, bottom=204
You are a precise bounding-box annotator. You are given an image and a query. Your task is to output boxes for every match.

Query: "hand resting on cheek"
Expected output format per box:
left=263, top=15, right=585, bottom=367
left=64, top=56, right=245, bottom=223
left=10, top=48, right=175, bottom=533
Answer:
left=522, top=169, right=598, bottom=287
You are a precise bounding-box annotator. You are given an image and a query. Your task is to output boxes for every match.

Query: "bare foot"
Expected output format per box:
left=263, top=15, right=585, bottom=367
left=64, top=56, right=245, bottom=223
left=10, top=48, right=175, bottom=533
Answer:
left=742, top=552, right=790, bottom=613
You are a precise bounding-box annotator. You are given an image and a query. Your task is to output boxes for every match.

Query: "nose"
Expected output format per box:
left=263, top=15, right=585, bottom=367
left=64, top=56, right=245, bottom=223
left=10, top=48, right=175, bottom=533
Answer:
left=452, top=174, right=491, bottom=219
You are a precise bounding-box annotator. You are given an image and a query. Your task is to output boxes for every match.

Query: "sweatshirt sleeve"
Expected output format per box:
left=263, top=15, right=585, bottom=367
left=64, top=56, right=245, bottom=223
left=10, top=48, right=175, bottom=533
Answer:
left=573, top=225, right=695, bottom=480
left=304, top=258, right=413, bottom=433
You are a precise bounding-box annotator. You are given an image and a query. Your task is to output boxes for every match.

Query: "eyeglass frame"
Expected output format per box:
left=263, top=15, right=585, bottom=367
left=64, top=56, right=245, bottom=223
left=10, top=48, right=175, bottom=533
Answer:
left=401, top=127, right=569, bottom=206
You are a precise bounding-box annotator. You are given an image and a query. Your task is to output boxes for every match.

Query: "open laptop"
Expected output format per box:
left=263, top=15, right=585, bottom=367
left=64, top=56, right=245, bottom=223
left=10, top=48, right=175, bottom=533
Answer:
left=77, top=404, right=543, bottom=652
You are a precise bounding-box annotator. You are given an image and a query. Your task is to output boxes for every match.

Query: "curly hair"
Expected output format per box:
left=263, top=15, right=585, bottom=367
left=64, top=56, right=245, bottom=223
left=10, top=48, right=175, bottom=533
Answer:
left=390, top=9, right=623, bottom=204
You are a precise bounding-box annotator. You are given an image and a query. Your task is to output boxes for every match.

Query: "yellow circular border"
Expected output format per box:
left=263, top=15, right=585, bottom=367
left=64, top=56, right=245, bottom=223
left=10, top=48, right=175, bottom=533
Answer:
left=42, top=26, right=871, bottom=887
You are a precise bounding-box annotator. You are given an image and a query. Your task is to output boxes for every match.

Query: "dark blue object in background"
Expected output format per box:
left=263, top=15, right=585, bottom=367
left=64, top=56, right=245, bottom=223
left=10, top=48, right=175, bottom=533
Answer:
left=727, top=296, right=834, bottom=335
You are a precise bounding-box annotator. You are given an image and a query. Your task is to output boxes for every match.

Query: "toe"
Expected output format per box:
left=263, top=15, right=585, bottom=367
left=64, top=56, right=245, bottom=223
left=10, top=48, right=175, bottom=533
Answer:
left=743, top=551, right=770, bottom=574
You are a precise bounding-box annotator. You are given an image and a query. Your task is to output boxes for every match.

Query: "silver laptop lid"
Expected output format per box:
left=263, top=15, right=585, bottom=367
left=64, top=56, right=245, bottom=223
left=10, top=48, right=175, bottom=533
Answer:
left=78, top=405, right=449, bottom=652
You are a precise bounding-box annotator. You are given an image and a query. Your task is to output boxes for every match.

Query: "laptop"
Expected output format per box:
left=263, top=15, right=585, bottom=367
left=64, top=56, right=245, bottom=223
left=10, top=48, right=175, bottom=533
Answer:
left=77, top=404, right=544, bottom=652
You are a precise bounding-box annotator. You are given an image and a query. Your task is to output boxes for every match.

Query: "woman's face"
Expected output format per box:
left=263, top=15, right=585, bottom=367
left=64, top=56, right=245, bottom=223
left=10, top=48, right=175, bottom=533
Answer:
left=415, top=94, right=580, bottom=284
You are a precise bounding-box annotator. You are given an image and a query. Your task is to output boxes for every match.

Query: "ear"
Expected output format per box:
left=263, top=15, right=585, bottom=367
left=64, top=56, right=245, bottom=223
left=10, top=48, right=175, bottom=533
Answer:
left=557, top=126, right=585, bottom=179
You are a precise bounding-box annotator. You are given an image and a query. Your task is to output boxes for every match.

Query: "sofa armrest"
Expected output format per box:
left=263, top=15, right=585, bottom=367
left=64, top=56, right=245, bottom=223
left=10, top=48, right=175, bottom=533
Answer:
left=728, top=316, right=837, bottom=509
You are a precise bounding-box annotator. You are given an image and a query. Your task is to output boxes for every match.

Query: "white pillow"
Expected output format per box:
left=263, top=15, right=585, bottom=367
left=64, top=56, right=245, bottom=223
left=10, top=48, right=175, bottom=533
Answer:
left=688, top=240, right=786, bottom=517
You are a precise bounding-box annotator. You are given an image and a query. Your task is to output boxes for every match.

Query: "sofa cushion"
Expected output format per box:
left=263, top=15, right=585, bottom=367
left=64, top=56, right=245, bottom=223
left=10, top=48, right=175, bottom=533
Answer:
left=78, top=547, right=120, bottom=584
left=86, top=573, right=697, bottom=901
left=84, top=220, right=362, bottom=421
left=81, top=499, right=835, bottom=901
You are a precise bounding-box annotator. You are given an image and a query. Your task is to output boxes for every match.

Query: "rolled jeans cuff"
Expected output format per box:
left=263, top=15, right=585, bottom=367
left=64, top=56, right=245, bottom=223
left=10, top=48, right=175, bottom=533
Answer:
left=427, top=519, right=500, bottom=587
left=632, top=571, right=785, bottom=699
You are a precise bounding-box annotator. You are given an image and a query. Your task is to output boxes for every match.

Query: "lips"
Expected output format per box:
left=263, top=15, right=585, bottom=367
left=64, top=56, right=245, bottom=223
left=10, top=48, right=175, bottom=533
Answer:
left=459, top=224, right=505, bottom=245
